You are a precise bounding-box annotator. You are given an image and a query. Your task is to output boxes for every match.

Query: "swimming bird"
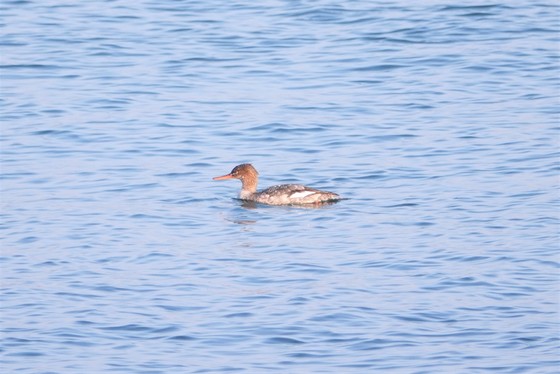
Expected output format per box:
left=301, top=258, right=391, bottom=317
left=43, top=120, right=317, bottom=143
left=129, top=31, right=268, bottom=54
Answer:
left=213, top=163, right=341, bottom=205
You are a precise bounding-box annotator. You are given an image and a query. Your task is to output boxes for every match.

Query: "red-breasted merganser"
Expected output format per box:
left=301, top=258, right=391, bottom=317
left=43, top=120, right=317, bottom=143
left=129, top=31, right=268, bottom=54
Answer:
left=213, top=163, right=341, bottom=205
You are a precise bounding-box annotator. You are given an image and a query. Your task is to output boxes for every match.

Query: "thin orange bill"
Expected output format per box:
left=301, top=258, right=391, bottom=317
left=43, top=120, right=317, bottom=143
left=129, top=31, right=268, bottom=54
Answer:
left=213, top=174, right=234, bottom=180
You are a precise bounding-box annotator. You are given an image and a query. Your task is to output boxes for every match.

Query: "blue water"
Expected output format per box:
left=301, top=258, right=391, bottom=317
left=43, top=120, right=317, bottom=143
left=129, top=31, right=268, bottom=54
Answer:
left=1, top=1, right=559, bottom=373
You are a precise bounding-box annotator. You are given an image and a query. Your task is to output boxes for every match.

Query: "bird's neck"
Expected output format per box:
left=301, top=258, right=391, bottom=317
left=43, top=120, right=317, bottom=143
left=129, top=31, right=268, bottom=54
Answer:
left=240, top=174, right=258, bottom=195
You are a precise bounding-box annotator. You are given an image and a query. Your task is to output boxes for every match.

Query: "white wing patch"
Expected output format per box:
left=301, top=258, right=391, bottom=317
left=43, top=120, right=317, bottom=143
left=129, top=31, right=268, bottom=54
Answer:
left=290, top=190, right=316, bottom=199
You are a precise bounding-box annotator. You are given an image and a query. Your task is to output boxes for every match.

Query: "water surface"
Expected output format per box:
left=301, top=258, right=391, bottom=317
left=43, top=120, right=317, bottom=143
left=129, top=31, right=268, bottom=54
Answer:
left=1, top=1, right=559, bottom=373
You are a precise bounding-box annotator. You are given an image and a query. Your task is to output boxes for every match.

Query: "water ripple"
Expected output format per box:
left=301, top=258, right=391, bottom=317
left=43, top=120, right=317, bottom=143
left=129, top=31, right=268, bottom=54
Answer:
left=1, top=0, right=558, bottom=373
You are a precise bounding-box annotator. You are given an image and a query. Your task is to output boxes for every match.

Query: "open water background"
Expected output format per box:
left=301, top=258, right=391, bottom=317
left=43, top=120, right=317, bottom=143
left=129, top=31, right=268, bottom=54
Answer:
left=1, top=1, right=559, bottom=373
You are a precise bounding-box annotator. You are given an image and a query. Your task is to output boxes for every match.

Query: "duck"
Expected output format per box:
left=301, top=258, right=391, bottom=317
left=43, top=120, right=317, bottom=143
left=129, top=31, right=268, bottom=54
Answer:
left=213, top=163, right=341, bottom=205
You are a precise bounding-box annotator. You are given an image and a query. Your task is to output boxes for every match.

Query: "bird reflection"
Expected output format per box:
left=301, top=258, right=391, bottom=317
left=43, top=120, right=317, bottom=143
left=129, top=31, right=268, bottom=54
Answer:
left=239, top=199, right=340, bottom=210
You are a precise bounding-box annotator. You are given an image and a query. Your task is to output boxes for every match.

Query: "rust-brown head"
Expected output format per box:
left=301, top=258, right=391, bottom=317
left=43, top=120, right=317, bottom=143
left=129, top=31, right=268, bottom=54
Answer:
left=213, top=163, right=259, bottom=183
